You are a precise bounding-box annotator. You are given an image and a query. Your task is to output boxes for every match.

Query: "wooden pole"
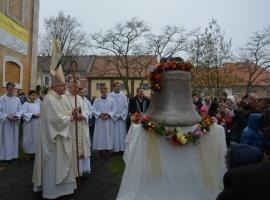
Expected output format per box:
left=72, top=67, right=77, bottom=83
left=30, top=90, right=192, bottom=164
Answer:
left=71, top=61, right=80, bottom=188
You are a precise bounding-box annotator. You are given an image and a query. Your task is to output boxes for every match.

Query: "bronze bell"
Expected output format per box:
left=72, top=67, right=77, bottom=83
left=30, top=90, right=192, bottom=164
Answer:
left=145, top=70, right=201, bottom=127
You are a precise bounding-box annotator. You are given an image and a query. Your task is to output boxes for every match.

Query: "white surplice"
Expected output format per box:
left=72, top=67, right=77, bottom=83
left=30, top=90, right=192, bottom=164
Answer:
left=32, top=90, right=76, bottom=199
left=92, top=97, right=115, bottom=150
left=82, top=97, right=93, bottom=120
left=63, top=92, right=91, bottom=176
left=21, top=101, right=40, bottom=154
left=109, top=91, right=128, bottom=152
left=0, top=95, right=22, bottom=160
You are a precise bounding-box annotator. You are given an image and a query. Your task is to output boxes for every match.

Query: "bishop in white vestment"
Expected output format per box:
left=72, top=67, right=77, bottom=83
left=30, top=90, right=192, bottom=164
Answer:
left=32, top=63, right=77, bottom=199
left=0, top=82, right=22, bottom=161
left=109, top=82, right=128, bottom=152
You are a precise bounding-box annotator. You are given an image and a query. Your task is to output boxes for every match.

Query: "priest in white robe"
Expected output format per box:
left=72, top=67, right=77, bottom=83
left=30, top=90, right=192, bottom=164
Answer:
left=21, top=90, right=40, bottom=155
left=109, top=81, right=128, bottom=152
left=0, top=82, right=22, bottom=161
left=92, top=86, right=115, bottom=157
left=63, top=83, right=91, bottom=176
left=32, top=42, right=77, bottom=198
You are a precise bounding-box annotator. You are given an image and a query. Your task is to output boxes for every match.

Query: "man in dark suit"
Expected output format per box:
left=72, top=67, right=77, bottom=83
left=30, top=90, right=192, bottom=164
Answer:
left=127, top=87, right=150, bottom=129
left=128, top=87, right=150, bottom=115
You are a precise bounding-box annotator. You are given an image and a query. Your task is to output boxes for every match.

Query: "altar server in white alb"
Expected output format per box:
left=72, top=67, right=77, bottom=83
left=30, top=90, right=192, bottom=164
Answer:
left=92, top=86, right=115, bottom=158
left=78, top=87, right=93, bottom=121
left=0, top=82, right=22, bottom=161
left=109, top=81, right=128, bottom=152
left=63, top=80, right=91, bottom=176
left=33, top=40, right=77, bottom=199
left=21, top=90, right=40, bottom=156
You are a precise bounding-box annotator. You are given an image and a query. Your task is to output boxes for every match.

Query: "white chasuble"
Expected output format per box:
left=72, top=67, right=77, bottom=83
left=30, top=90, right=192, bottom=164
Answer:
left=32, top=90, right=76, bottom=199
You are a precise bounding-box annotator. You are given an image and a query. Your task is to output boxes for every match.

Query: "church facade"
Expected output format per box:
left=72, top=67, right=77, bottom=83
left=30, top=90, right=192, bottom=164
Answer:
left=0, top=0, right=39, bottom=94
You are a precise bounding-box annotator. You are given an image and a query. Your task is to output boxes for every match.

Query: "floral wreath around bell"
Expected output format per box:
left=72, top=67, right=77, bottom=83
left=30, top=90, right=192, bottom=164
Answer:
left=148, top=57, right=193, bottom=92
left=131, top=112, right=213, bottom=146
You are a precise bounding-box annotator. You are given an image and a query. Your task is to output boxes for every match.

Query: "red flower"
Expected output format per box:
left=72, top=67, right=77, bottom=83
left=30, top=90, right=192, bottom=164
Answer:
left=171, top=135, right=179, bottom=145
left=154, top=73, right=161, bottom=81
left=141, top=115, right=149, bottom=122
left=157, top=64, right=163, bottom=70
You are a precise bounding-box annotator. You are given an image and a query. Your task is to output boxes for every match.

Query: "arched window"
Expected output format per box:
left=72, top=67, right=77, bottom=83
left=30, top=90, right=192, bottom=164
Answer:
left=3, top=56, right=23, bottom=88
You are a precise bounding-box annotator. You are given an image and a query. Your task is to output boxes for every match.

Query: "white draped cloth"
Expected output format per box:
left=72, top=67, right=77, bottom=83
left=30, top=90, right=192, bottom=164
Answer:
left=63, top=93, right=91, bottom=176
left=109, top=92, right=128, bottom=152
left=21, top=101, right=40, bottom=154
left=0, top=95, right=22, bottom=160
left=117, top=123, right=227, bottom=200
left=32, top=90, right=77, bottom=199
left=92, top=97, right=115, bottom=150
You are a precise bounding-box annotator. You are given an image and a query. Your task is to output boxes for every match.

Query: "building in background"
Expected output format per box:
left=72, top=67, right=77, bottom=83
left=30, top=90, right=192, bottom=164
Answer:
left=87, top=55, right=158, bottom=98
left=38, top=55, right=157, bottom=98
left=0, top=0, right=39, bottom=94
left=193, top=63, right=270, bottom=97
left=38, top=55, right=95, bottom=90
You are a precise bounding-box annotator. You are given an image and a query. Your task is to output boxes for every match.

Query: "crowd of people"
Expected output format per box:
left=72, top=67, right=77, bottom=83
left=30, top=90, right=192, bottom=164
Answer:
left=193, top=91, right=270, bottom=160
left=192, top=91, right=270, bottom=199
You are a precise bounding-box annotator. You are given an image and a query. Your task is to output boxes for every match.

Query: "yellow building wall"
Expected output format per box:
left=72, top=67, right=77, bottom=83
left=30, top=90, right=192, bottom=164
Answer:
left=91, top=79, right=111, bottom=98
left=134, top=79, right=151, bottom=97
left=0, top=0, right=35, bottom=95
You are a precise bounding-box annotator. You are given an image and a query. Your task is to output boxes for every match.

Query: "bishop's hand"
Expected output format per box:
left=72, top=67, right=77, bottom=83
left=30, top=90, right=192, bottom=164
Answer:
left=72, top=108, right=79, bottom=118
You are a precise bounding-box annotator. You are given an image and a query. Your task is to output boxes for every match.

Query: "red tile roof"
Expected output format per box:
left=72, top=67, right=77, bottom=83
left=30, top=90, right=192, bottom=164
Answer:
left=88, top=55, right=158, bottom=78
left=192, top=63, right=270, bottom=87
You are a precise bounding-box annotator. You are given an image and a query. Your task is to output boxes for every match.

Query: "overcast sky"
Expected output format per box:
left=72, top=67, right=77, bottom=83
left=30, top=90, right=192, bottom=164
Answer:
left=39, top=0, right=270, bottom=51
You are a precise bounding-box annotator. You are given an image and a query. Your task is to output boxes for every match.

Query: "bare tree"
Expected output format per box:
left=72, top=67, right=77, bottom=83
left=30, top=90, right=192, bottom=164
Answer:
left=188, top=19, right=232, bottom=95
left=188, top=28, right=207, bottom=80
left=91, top=18, right=154, bottom=97
left=39, top=11, right=90, bottom=69
left=147, top=25, right=190, bottom=59
left=239, top=26, right=270, bottom=94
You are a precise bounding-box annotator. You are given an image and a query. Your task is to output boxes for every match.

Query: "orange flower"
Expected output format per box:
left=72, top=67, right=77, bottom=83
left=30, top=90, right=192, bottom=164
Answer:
left=170, top=60, right=177, bottom=69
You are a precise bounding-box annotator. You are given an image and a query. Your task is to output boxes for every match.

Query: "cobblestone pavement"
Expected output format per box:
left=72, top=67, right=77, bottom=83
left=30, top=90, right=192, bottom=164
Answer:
left=0, top=157, right=123, bottom=200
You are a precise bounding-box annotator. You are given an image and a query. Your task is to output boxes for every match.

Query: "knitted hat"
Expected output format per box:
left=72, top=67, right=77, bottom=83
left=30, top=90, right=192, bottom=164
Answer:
left=226, top=144, right=263, bottom=169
